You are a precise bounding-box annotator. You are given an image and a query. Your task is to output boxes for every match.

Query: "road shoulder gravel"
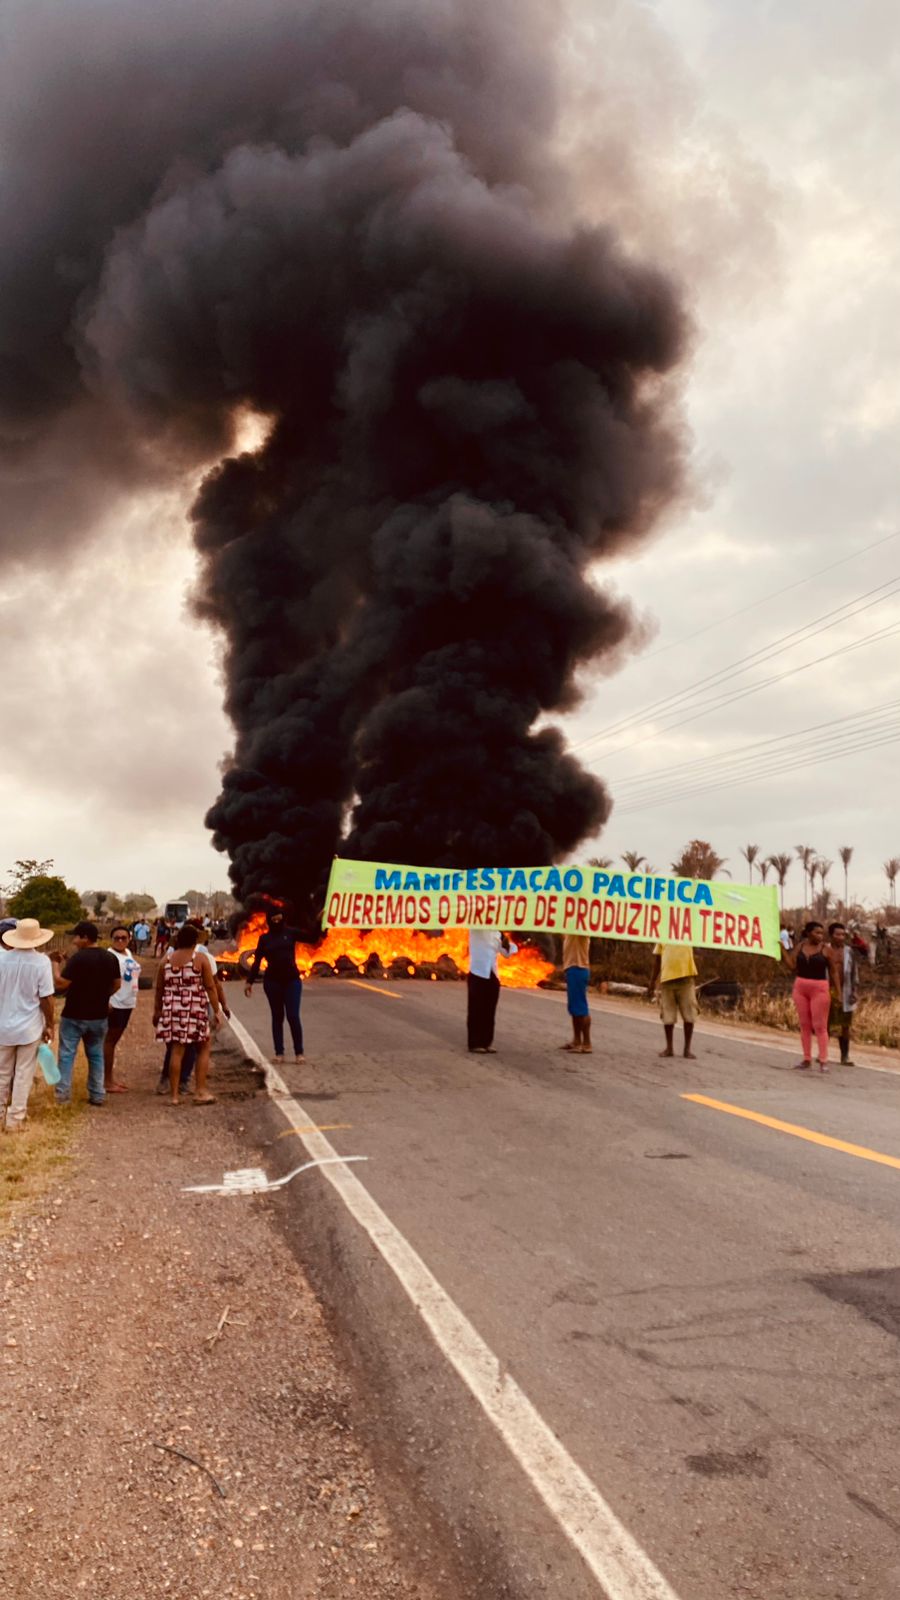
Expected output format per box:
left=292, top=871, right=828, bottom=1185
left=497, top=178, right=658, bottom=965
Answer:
left=0, top=992, right=457, bottom=1600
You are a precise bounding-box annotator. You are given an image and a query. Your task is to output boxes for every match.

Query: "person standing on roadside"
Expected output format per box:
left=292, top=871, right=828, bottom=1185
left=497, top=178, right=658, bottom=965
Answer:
left=244, top=907, right=304, bottom=1063
left=105, top=925, right=141, bottom=1094
left=154, top=917, right=169, bottom=958
left=153, top=924, right=221, bottom=1104
left=0, top=918, right=56, bottom=1132
left=826, top=921, right=859, bottom=1067
left=157, top=919, right=230, bottom=1094
left=560, top=933, right=592, bottom=1054
left=466, top=929, right=518, bottom=1054
left=648, top=943, right=698, bottom=1060
left=51, top=922, right=120, bottom=1107
left=133, top=918, right=150, bottom=954
left=787, top=920, right=831, bottom=1073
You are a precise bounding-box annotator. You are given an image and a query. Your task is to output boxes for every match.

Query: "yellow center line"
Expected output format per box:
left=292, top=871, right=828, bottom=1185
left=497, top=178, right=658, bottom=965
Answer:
left=683, top=1093, right=900, bottom=1172
left=277, top=1124, right=353, bottom=1139
left=347, top=979, right=403, bottom=1000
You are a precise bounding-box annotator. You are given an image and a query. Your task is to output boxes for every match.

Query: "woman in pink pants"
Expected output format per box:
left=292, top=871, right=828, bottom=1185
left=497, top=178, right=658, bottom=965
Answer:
left=790, top=921, right=831, bottom=1072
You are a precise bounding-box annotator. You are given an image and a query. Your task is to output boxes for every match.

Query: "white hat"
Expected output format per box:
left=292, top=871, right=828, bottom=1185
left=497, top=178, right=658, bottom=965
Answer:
left=4, top=917, right=53, bottom=949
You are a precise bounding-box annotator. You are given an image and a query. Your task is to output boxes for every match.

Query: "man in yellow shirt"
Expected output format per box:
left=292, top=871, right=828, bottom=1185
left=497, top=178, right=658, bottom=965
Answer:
left=647, top=943, right=698, bottom=1059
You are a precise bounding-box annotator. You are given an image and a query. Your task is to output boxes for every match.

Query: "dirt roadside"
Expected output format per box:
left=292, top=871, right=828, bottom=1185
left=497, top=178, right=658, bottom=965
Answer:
left=0, top=990, right=457, bottom=1600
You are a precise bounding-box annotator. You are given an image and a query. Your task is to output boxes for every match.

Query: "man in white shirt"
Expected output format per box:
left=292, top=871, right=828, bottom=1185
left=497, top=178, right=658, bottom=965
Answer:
left=133, top=919, right=151, bottom=954
left=0, top=918, right=56, bottom=1131
left=105, top=924, right=142, bottom=1092
left=467, top=928, right=518, bottom=1053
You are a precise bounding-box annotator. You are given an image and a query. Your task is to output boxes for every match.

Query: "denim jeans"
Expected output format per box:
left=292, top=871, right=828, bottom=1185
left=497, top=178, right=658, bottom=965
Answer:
left=57, top=1016, right=108, bottom=1103
left=263, top=977, right=303, bottom=1056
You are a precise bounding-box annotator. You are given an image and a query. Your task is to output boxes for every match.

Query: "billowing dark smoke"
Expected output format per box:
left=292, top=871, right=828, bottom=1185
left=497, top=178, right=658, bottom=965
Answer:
left=0, top=0, right=687, bottom=925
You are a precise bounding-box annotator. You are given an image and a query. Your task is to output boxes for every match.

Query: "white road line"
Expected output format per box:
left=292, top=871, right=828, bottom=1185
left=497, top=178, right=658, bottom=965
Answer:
left=227, top=1010, right=682, bottom=1600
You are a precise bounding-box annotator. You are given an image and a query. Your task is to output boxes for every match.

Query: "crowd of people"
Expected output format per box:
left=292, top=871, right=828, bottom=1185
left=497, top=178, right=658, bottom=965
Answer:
left=0, top=902, right=312, bottom=1128
left=0, top=911, right=237, bottom=1128
left=0, top=899, right=893, bottom=1131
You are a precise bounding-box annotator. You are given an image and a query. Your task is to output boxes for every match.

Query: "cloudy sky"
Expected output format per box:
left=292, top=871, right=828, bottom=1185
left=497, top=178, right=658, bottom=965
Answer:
left=566, top=0, right=900, bottom=910
left=2, top=0, right=897, bottom=909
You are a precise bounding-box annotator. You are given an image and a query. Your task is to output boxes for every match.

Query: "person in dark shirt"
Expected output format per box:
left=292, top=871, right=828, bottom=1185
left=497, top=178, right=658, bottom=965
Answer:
left=786, top=920, right=831, bottom=1072
left=50, top=921, right=121, bottom=1105
left=244, top=907, right=304, bottom=1063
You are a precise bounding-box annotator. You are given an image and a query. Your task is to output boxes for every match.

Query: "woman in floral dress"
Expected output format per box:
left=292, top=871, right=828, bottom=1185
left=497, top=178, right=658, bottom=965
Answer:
left=153, top=924, right=222, bottom=1104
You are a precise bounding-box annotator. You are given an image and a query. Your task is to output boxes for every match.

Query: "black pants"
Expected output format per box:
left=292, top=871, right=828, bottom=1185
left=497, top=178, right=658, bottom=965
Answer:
left=264, top=976, right=304, bottom=1056
left=467, top=972, right=500, bottom=1050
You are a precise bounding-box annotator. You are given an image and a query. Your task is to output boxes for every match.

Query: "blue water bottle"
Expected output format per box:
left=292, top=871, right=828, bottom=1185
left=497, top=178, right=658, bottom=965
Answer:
left=37, top=1043, right=60, bottom=1085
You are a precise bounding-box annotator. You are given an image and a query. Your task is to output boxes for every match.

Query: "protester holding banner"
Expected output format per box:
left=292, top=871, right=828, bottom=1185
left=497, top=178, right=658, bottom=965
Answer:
left=648, top=943, right=698, bottom=1060
left=324, top=859, right=781, bottom=960
left=561, top=934, right=592, bottom=1054
left=467, top=929, right=518, bottom=1053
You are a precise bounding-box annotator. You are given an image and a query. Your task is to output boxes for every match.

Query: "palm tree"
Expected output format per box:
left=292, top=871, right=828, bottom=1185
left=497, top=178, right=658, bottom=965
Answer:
left=795, top=845, right=817, bottom=909
left=817, top=858, right=833, bottom=918
left=885, top=857, right=900, bottom=908
left=740, top=844, right=760, bottom=882
left=671, top=841, right=728, bottom=880
left=621, top=851, right=647, bottom=872
left=587, top=857, right=613, bottom=870
left=759, top=857, right=771, bottom=885
left=838, top=846, right=853, bottom=910
left=770, top=853, right=793, bottom=912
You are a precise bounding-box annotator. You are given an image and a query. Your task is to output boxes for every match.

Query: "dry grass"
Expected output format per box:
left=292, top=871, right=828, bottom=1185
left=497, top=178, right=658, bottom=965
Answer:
left=725, top=989, right=900, bottom=1051
left=0, top=1072, right=82, bottom=1235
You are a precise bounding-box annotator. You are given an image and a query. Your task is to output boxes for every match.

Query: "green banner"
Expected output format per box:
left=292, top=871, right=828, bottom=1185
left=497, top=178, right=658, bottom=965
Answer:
left=324, top=859, right=781, bottom=959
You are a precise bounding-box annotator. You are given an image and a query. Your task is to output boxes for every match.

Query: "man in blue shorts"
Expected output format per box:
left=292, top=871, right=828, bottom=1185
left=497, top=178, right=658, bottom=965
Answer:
left=561, top=933, right=592, bottom=1053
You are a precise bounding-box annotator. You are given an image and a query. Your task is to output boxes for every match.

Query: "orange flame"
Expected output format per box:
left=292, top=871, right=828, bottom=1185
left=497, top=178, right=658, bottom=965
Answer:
left=219, top=911, right=553, bottom=988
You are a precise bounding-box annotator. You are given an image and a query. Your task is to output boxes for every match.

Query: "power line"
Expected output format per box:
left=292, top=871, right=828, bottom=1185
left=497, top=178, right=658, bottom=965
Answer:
left=612, top=698, right=900, bottom=802
left=583, top=619, right=900, bottom=765
left=574, top=571, right=900, bottom=755
left=614, top=713, right=900, bottom=808
left=614, top=717, right=900, bottom=813
left=611, top=697, right=900, bottom=794
left=639, top=527, right=900, bottom=664
left=614, top=724, right=900, bottom=816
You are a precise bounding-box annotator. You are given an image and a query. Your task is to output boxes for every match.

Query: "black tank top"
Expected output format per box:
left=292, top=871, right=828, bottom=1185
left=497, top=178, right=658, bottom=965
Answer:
left=796, top=947, right=829, bottom=980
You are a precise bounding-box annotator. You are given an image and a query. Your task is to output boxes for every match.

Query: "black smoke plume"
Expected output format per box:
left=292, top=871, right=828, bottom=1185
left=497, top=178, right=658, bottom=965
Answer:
left=0, top=0, right=687, bottom=925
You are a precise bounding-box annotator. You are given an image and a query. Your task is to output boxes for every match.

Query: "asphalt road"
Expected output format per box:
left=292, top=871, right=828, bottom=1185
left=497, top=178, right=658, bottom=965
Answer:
left=230, top=976, right=900, bottom=1600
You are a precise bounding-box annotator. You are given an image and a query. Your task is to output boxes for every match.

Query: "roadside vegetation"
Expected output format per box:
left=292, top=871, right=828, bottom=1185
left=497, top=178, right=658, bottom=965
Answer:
left=0, top=1075, right=81, bottom=1234
left=715, top=989, right=899, bottom=1051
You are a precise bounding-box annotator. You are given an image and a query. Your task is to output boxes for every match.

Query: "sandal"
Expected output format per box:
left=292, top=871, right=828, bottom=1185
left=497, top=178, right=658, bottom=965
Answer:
left=193, top=1093, right=217, bottom=1105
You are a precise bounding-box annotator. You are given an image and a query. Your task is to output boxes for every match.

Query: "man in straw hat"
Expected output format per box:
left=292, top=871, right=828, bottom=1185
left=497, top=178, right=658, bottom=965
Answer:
left=0, top=917, right=56, bottom=1132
